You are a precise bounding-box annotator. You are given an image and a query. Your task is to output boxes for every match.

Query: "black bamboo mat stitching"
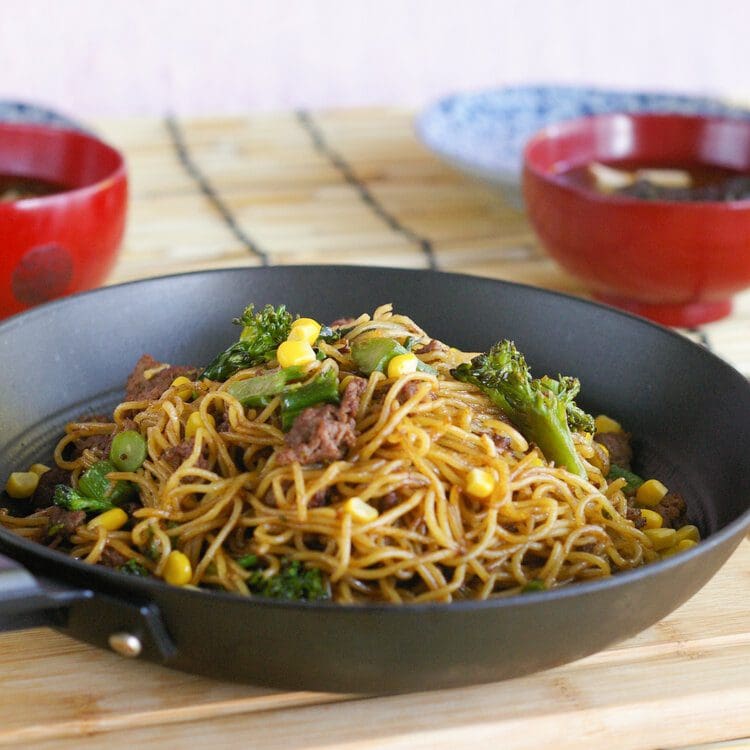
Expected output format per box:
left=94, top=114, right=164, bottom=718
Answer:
left=165, top=116, right=270, bottom=265
left=296, top=110, right=439, bottom=271
left=687, top=327, right=713, bottom=349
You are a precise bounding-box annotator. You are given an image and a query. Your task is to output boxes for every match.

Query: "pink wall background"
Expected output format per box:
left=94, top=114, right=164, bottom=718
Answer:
left=1, top=0, right=748, bottom=117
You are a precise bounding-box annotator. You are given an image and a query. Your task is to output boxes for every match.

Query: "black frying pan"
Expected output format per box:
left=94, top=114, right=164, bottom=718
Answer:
left=1, top=266, right=748, bottom=693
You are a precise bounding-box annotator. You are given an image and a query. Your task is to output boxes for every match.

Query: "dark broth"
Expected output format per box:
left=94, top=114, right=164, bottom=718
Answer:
left=0, top=174, right=70, bottom=203
left=561, top=161, right=750, bottom=202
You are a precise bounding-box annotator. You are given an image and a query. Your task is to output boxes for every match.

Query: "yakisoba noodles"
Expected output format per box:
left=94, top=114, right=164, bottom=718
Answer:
left=0, top=304, right=698, bottom=603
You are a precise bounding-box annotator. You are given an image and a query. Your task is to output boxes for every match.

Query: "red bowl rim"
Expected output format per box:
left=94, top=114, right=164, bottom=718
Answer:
left=0, top=121, right=127, bottom=209
left=522, top=111, right=750, bottom=209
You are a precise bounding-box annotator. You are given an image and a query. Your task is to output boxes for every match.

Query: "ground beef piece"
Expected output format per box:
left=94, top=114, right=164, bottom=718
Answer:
left=415, top=339, right=447, bottom=355
left=594, top=431, right=633, bottom=470
left=396, top=380, right=435, bottom=405
left=339, top=376, right=367, bottom=420
left=162, top=439, right=211, bottom=470
left=654, top=492, right=687, bottom=529
left=308, top=488, right=330, bottom=508
left=42, top=506, right=86, bottom=538
left=99, top=546, right=129, bottom=568
left=124, top=354, right=198, bottom=403
left=491, top=433, right=512, bottom=452
left=276, top=404, right=356, bottom=465
left=378, top=491, right=400, bottom=512
left=71, top=431, right=114, bottom=459
left=277, top=378, right=367, bottom=465
left=30, top=467, right=71, bottom=509
left=625, top=503, right=646, bottom=529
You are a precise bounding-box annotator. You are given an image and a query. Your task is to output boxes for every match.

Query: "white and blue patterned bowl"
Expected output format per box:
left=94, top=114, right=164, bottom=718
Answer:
left=0, top=100, right=85, bottom=131
left=415, top=85, right=750, bottom=207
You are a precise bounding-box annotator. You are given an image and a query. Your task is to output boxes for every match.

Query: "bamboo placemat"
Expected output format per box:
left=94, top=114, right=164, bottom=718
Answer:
left=95, top=109, right=750, bottom=376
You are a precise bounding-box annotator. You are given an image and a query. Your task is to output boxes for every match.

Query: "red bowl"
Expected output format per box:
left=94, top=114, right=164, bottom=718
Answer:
left=522, top=113, right=750, bottom=326
left=0, top=123, right=127, bottom=319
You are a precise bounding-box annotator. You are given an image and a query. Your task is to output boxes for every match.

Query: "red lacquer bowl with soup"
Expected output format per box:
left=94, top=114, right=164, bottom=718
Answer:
left=522, top=112, right=750, bottom=326
left=0, top=123, right=127, bottom=319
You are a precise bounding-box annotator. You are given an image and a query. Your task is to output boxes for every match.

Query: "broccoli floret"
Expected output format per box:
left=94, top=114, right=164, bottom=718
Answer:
left=200, top=304, right=294, bottom=382
left=451, top=340, right=593, bottom=478
left=247, top=559, right=329, bottom=601
left=119, top=559, right=150, bottom=577
left=53, top=484, right=115, bottom=513
left=607, top=464, right=644, bottom=494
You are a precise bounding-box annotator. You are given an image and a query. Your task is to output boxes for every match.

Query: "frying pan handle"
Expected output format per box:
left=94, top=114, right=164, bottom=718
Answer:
left=0, top=550, right=89, bottom=630
left=0, top=550, right=177, bottom=663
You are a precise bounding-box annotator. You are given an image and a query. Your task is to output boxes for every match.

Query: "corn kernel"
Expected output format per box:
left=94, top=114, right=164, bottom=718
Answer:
left=675, top=538, right=697, bottom=552
left=594, top=414, right=622, bottom=434
left=288, top=318, right=322, bottom=345
left=674, top=524, right=700, bottom=543
left=661, top=537, right=698, bottom=558
left=276, top=340, right=316, bottom=368
left=29, top=463, right=51, bottom=476
left=343, top=496, right=378, bottom=523
left=5, top=471, right=39, bottom=499
left=465, top=468, right=496, bottom=499
left=88, top=507, right=129, bottom=532
left=639, top=508, right=663, bottom=529
left=185, top=411, right=216, bottom=439
left=636, top=479, right=669, bottom=507
left=171, top=375, right=194, bottom=400
left=163, top=550, right=193, bottom=586
left=644, top=527, right=677, bottom=551
left=387, top=353, right=419, bottom=378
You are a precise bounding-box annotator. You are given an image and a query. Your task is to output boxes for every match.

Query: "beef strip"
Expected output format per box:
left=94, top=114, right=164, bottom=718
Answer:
left=124, top=354, right=198, bottom=403
left=162, top=439, right=211, bottom=470
left=99, top=546, right=129, bottom=568
left=71, top=431, right=114, bottom=459
left=30, top=467, right=71, bottom=509
left=396, top=380, right=436, bottom=405
left=654, top=491, right=687, bottom=529
left=308, top=488, right=331, bottom=508
left=594, top=431, right=633, bottom=470
left=625, top=503, right=646, bottom=529
left=415, top=339, right=447, bottom=355
left=378, top=491, right=400, bottom=512
left=339, top=376, right=367, bottom=420
left=491, top=433, right=512, bottom=452
left=276, top=377, right=367, bottom=465
left=41, top=506, right=85, bottom=538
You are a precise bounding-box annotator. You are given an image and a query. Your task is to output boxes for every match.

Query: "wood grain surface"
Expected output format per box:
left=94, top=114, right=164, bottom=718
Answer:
left=0, top=109, right=748, bottom=748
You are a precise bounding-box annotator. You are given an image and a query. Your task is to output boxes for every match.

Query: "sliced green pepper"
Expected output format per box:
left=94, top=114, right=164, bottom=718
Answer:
left=226, top=366, right=304, bottom=408
left=280, top=368, right=340, bottom=431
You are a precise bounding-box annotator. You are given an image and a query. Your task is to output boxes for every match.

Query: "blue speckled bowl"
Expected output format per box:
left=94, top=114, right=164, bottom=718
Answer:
left=415, top=85, right=750, bottom=207
left=0, top=100, right=85, bottom=131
